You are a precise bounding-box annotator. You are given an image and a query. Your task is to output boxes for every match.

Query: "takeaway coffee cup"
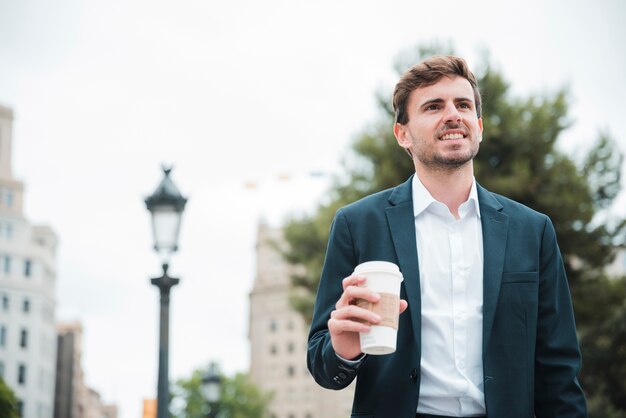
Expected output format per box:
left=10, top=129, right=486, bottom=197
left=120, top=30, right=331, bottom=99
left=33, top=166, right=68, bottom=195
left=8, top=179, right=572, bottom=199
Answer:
left=355, top=261, right=404, bottom=355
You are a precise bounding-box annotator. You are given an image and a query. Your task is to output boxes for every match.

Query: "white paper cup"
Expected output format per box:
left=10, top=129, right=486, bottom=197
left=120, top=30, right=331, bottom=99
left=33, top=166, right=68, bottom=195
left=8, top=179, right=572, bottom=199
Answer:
left=354, top=261, right=404, bottom=355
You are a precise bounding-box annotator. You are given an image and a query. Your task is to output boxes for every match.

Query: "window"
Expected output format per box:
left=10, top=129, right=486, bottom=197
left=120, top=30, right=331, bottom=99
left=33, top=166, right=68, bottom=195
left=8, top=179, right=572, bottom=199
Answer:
left=270, top=344, right=277, bottom=355
left=270, top=319, right=277, bottom=332
left=1, top=294, right=7, bottom=311
left=287, top=365, right=295, bottom=377
left=0, top=361, right=4, bottom=378
left=3, top=256, right=10, bottom=274
left=18, top=363, right=26, bottom=384
left=5, top=190, right=12, bottom=207
left=22, top=298, right=30, bottom=313
left=24, top=259, right=32, bottom=277
left=0, top=325, right=6, bottom=347
left=20, top=328, right=28, bottom=348
left=287, top=342, right=294, bottom=353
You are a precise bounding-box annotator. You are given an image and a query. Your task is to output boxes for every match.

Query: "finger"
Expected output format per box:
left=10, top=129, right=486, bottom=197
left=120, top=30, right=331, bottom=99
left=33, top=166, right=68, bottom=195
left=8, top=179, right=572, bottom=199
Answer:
left=399, top=299, right=408, bottom=314
left=331, top=305, right=381, bottom=324
left=328, top=317, right=371, bottom=335
left=342, top=274, right=366, bottom=290
left=335, top=286, right=380, bottom=309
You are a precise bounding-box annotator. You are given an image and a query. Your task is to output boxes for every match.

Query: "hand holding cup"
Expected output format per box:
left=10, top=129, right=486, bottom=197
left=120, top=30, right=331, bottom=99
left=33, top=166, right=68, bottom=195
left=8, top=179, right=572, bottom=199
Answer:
left=328, top=261, right=407, bottom=359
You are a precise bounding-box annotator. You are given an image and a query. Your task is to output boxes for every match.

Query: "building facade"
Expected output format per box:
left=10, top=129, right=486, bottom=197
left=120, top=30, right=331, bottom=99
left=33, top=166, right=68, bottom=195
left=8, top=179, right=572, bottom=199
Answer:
left=53, top=321, right=87, bottom=418
left=249, top=223, right=354, bottom=418
left=53, top=321, right=118, bottom=418
left=86, top=385, right=117, bottom=418
left=0, top=105, right=58, bottom=417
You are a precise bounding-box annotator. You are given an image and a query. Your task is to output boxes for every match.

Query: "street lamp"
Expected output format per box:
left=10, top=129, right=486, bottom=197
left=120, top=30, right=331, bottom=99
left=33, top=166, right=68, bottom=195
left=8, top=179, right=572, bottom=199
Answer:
left=146, top=166, right=188, bottom=418
left=201, top=363, right=222, bottom=418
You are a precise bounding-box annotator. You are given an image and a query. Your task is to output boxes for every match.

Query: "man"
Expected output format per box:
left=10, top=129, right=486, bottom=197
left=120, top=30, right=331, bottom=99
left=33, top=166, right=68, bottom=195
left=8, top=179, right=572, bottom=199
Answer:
left=307, top=55, right=587, bottom=417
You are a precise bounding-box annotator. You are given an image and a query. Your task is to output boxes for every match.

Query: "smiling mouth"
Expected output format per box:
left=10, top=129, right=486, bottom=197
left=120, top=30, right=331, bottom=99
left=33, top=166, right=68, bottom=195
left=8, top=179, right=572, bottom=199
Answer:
left=439, top=133, right=465, bottom=141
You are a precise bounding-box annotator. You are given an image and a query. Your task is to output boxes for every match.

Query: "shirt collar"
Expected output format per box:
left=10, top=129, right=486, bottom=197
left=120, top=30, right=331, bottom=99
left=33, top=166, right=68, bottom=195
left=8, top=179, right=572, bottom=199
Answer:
left=411, top=175, right=481, bottom=219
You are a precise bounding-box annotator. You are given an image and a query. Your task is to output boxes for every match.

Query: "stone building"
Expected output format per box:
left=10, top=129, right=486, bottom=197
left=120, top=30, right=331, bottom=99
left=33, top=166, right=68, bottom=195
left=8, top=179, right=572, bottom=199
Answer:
left=0, top=105, right=58, bottom=418
left=53, top=321, right=87, bottom=418
left=53, top=321, right=118, bottom=418
left=249, top=223, right=354, bottom=418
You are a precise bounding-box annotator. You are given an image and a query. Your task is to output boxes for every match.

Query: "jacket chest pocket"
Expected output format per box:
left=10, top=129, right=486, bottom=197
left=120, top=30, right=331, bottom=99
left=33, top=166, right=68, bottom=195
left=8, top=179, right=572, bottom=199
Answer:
left=494, top=272, right=539, bottom=341
left=499, top=272, right=539, bottom=304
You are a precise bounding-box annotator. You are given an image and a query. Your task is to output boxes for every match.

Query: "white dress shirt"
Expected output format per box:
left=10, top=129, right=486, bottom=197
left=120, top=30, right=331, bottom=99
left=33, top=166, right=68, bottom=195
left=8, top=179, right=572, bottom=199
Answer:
left=412, top=175, right=486, bottom=416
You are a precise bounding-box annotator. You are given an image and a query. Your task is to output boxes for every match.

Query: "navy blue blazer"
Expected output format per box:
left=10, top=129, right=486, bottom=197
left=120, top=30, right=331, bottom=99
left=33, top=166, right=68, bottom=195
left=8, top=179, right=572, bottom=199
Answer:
left=307, top=176, right=587, bottom=417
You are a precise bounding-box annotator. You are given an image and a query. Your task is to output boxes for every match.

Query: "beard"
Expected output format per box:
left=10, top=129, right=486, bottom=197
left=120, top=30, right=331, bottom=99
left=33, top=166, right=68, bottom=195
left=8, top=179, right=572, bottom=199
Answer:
left=427, top=145, right=478, bottom=169
left=412, top=122, right=480, bottom=171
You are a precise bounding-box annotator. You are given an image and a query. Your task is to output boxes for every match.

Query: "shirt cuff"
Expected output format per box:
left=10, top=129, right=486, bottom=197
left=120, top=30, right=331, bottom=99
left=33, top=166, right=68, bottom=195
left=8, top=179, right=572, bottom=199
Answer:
left=335, top=352, right=366, bottom=365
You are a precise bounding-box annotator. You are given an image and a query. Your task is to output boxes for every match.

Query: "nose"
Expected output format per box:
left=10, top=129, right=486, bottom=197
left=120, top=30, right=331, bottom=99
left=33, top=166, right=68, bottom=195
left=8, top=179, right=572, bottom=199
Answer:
left=443, top=102, right=461, bottom=123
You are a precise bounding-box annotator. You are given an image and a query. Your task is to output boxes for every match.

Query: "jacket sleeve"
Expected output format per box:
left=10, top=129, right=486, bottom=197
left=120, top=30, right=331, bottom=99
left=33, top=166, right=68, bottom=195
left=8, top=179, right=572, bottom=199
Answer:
left=307, top=209, right=365, bottom=389
left=534, top=217, right=588, bottom=417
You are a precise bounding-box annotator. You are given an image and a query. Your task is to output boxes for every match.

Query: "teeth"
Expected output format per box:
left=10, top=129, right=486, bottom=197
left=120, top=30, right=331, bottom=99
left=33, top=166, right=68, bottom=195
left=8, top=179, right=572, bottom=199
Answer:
left=440, top=133, right=464, bottom=140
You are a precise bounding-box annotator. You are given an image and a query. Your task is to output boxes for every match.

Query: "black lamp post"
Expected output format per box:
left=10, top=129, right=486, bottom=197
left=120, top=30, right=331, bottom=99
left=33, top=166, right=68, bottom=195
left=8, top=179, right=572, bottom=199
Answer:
left=201, top=362, right=222, bottom=418
left=145, top=166, right=188, bottom=418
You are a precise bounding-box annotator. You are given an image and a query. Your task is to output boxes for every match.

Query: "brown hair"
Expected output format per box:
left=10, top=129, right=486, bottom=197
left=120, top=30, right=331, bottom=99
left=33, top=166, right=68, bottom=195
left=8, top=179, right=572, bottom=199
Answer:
left=392, top=55, right=481, bottom=124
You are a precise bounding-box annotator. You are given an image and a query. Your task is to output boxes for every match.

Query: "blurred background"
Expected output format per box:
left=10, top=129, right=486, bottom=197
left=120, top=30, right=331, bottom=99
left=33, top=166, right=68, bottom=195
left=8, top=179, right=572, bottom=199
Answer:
left=1, top=0, right=625, bottom=417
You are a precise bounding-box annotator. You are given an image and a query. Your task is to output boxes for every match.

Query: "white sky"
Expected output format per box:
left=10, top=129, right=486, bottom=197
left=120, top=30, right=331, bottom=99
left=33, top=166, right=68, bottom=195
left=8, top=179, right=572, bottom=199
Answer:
left=1, top=0, right=625, bottom=417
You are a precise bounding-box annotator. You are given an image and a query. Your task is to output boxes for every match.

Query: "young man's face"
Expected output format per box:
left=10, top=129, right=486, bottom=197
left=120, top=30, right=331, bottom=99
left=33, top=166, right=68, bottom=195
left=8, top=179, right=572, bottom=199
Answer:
left=394, top=75, right=483, bottom=172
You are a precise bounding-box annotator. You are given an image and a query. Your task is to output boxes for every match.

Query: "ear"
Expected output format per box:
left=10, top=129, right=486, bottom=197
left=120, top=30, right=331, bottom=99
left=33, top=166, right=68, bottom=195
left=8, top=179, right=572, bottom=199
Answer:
left=478, top=118, right=484, bottom=142
left=394, top=123, right=412, bottom=150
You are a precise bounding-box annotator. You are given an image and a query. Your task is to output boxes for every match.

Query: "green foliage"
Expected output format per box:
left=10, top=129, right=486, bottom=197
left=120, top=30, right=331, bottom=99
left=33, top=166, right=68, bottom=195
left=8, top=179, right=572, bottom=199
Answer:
left=587, top=394, right=626, bottom=418
left=282, top=42, right=626, bottom=414
left=584, top=132, right=624, bottom=211
left=474, top=73, right=623, bottom=285
left=0, top=378, right=19, bottom=418
left=579, top=277, right=626, bottom=417
left=171, top=367, right=272, bottom=418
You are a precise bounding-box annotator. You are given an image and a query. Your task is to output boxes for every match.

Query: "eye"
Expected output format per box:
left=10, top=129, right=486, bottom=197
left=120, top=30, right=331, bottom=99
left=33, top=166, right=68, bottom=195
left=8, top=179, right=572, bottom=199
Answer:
left=458, top=102, right=471, bottom=109
left=425, top=104, right=440, bottom=111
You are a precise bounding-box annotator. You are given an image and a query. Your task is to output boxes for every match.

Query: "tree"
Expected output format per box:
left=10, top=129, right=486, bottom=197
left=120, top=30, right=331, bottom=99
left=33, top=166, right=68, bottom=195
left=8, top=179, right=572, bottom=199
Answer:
left=0, top=378, right=19, bottom=418
left=170, top=367, right=272, bottom=418
left=577, top=277, right=626, bottom=417
left=282, top=43, right=626, bottom=415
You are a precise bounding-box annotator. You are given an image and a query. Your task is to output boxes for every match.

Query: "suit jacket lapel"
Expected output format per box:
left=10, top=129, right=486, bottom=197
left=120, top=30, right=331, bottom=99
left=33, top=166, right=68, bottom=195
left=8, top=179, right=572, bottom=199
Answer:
left=478, top=185, right=509, bottom=356
left=386, top=176, right=422, bottom=349
left=383, top=180, right=508, bottom=355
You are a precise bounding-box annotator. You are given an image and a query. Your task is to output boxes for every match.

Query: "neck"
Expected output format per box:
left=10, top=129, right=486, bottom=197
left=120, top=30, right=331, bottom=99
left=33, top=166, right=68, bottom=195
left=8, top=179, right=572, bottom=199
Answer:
left=415, top=163, right=474, bottom=219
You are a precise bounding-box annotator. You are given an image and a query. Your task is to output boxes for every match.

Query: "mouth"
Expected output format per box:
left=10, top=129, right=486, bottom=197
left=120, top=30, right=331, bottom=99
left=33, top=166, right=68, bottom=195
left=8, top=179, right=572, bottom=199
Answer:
left=438, top=131, right=466, bottom=141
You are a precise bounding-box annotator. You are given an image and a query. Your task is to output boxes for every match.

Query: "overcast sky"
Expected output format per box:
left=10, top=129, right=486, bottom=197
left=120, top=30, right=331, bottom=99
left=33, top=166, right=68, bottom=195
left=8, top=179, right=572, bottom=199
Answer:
left=1, top=0, right=625, bottom=417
